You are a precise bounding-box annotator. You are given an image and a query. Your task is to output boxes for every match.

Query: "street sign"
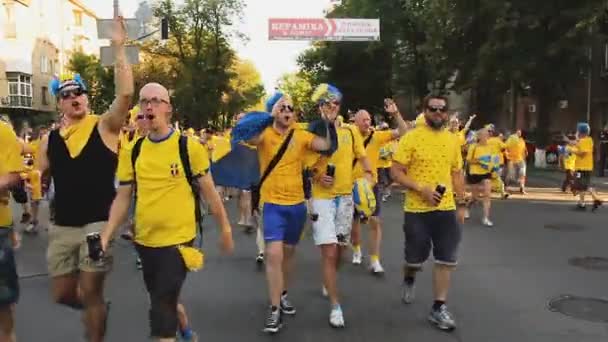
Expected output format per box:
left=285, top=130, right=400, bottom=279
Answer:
left=97, top=19, right=141, bottom=40
left=100, top=46, right=140, bottom=66
left=268, top=18, right=380, bottom=41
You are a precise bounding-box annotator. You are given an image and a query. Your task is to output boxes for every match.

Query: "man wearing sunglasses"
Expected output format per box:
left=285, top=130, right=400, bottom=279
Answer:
left=391, top=95, right=466, bottom=332
left=351, top=101, right=410, bottom=275
left=247, top=90, right=334, bottom=334
left=35, top=15, right=133, bottom=342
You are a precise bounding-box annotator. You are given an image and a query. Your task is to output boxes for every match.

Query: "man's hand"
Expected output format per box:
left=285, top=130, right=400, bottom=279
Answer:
left=320, top=175, right=334, bottom=188
left=111, top=15, right=127, bottom=46
left=364, top=171, right=374, bottom=184
left=100, top=229, right=112, bottom=254
left=384, top=98, right=399, bottom=115
left=419, top=186, right=442, bottom=206
left=220, top=228, right=234, bottom=255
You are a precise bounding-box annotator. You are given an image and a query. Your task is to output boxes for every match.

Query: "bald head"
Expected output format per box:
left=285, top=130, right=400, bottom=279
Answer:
left=140, top=83, right=170, bottom=103
left=354, top=110, right=372, bottom=133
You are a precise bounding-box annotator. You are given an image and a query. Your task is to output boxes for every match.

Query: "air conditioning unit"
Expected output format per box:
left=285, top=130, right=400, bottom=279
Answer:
left=528, top=104, right=537, bottom=113
left=0, top=97, right=9, bottom=106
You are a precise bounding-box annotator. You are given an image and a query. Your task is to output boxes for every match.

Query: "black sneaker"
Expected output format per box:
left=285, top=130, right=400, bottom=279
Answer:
left=592, top=200, right=603, bottom=212
left=280, top=294, right=296, bottom=315
left=263, top=307, right=282, bottom=334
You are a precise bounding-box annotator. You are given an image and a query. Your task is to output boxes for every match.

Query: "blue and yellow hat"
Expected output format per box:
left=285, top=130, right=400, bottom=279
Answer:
left=312, top=83, right=342, bottom=105
left=49, top=73, right=87, bottom=97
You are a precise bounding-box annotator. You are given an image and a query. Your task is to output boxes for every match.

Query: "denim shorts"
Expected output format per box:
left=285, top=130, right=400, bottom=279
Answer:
left=403, top=211, right=462, bottom=267
left=0, top=228, right=19, bottom=307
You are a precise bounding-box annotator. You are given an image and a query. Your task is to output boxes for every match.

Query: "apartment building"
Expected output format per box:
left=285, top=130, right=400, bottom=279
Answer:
left=0, top=0, right=99, bottom=121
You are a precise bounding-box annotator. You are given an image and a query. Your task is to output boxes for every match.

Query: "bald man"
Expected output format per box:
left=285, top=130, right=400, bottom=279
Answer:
left=351, top=102, right=410, bottom=274
left=101, top=82, right=234, bottom=341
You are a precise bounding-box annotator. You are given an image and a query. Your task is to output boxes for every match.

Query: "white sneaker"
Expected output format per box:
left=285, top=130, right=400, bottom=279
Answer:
left=370, top=260, right=385, bottom=275
left=352, top=251, right=362, bottom=265
left=321, top=286, right=328, bottom=298
left=329, top=306, right=345, bottom=328
left=482, top=218, right=494, bottom=227
left=464, top=210, right=470, bottom=219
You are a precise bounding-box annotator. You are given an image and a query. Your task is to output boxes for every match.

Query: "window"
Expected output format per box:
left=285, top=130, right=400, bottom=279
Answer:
left=41, top=56, right=48, bottom=73
left=73, top=10, right=83, bottom=27
left=41, top=86, right=48, bottom=105
left=7, top=73, right=33, bottom=108
left=4, top=2, right=16, bottom=39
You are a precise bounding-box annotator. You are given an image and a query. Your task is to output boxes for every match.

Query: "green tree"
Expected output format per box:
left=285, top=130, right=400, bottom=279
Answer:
left=276, top=72, right=315, bottom=119
left=221, top=58, right=266, bottom=127
left=149, top=0, right=245, bottom=129
left=66, top=52, right=115, bottom=115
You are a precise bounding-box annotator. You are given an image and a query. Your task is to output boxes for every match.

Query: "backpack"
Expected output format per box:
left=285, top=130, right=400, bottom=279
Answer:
left=131, top=135, right=204, bottom=247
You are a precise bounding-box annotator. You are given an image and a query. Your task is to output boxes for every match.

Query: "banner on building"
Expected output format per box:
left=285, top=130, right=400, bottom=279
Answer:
left=268, top=18, right=380, bottom=41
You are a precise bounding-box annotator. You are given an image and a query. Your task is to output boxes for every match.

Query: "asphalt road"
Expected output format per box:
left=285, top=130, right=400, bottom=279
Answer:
left=10, top=188, right=608, bottom=342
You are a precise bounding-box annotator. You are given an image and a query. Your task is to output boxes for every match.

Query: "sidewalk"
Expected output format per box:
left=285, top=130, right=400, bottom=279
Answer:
left=526, top=167, right=608, bottom=191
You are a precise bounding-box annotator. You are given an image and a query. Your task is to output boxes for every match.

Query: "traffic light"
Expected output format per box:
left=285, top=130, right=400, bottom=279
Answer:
left=161, top=18, right=169, bottom=40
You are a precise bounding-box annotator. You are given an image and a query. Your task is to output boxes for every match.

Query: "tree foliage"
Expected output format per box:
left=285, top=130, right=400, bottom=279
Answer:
left=298, top=0, right=608, bottom=143
left=276, top=72, right=315, bottom=119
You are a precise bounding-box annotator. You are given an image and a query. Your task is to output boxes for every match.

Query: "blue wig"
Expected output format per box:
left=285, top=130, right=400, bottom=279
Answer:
left=311, top=83, right=343, bottom=105
left=265, top=92, right=286, bottom=112
left=577, top=122, right=590, bottom=135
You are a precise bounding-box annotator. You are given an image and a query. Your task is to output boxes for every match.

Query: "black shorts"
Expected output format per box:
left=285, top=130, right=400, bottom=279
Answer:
left=135, top=243, right=188, bottom=338
left=573, top=170, right=592, bottom=191
left=403, top=211, right=462, bottom=267
left=466, top=173, right=491, bottom=185
left=0, top=229, right=19, bottom=307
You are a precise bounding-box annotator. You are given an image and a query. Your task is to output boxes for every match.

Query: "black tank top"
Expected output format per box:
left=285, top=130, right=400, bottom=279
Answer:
left=48, top=123, right=117, bottom=226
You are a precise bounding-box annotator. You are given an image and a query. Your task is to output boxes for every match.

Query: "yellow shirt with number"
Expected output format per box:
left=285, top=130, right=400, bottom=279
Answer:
left=466, top=143, right=495, bottom=175
left=257, top=125, right=315, bottom=205
left=0, top=123, right=25, bottom=227
left=393, top=125, right=462, bottom=213
left=353, top=130, right=394, bottom=183
left=312, top=126, right=367, bottom=199
left=117, top=131, right=210, bottom=247
left=574, top=136, right=593, bottom=171
left=487, top=136, right=506, bottom=165
left=505, top=135, right=526, bottom=162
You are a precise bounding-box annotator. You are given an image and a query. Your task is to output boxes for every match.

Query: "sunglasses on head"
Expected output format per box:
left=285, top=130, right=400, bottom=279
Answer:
left=59, top=88, right=86, bottom=99
left=280, top=105, right=294, bottom=113
left=426, top=106, right=447, bottom=113
left=136, top=114, right=155, bottom=120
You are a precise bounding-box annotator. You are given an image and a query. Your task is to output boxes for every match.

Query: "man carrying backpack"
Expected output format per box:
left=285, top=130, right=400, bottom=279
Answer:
left=100, top=83, right=234, bottom=341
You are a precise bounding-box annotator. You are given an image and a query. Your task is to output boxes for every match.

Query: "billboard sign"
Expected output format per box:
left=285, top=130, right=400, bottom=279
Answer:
left=268, top=18, right=380, bottom=41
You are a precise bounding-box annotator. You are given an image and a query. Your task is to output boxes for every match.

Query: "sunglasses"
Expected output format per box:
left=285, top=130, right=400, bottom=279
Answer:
left=426, top=106, right=447, bottom=113
left=59, top=88, right=86, bottom=99
left=280, top=105, right=294, bottom=113
left=136, top=114, right=155, bottom=120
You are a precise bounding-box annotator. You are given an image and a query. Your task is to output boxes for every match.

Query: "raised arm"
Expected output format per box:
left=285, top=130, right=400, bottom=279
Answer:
left=100, top=15, right=134, bottom=134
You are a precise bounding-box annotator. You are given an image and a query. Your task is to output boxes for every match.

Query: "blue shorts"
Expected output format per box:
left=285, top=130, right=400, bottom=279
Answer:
left=262, top=202, right=307, bottom=245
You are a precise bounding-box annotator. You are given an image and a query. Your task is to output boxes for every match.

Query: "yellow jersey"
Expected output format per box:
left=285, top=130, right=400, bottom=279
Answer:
left=312, top=126, right=367, bottom=199
left=574, top=136, right=593, bottom=171
left=487, top=136, right=506, bottom=164
left=257, top=125, right=315, bottom=205
left=353, top=129, right=394, bottom=183
left=117, top=131, right=210, bottom=247
left=505, top=135, right=526, bottom=162
left=393, top=125, right=462, bottom=213
left=466, top=143, right=495, bottom=175
left=0, top=123, right=25, bottom=227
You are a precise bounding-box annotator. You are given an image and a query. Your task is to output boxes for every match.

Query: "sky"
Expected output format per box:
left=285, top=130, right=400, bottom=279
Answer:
left=84, top=0, right=332, bottom=92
